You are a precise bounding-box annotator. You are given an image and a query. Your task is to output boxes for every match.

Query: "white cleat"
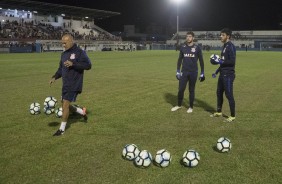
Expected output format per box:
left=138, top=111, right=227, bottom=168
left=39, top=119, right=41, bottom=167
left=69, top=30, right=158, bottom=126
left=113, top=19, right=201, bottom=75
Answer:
left=171, top=106, right=181, bottom=112
left=187, top=108, right=193, bottom=113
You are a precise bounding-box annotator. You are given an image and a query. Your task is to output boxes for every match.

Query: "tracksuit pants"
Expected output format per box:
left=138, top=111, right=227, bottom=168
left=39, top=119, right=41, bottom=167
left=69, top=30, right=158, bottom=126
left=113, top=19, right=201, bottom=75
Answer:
left=178, top=71, right=198, bottom=108
left=217, top=73, right=235, bottom=117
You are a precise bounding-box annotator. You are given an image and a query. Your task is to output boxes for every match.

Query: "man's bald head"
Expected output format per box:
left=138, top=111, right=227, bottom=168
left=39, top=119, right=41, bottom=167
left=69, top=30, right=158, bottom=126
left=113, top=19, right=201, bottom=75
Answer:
left=61, top=34, right=74, bottom=50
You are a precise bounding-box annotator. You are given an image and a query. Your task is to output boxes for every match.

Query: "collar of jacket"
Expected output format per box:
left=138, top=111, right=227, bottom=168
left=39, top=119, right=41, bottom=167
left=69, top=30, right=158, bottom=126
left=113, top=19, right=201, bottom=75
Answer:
left=64, top=43, right=77, bottom=52
left=184, top=42, right=195, bottom=47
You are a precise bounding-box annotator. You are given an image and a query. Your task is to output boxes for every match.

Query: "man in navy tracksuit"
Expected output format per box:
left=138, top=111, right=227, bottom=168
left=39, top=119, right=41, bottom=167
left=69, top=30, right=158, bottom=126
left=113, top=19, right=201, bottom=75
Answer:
left=50, top=34, right=92, bottom=136
left=210, top=28, right=236, bottom=122
left=171, top=31, right=205, bottom=113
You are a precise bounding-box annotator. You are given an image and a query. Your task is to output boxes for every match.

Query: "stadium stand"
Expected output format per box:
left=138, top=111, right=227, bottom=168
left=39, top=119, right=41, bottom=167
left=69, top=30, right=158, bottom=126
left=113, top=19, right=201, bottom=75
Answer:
left=0, top=0, right=136, bottom=53
left=1, top=0, right=281, bottom=52
left=167, top=30, right=282, bottom=51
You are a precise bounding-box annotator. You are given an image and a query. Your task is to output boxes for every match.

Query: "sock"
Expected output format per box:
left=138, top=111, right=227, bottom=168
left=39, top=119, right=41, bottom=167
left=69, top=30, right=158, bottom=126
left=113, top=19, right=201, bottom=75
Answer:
left=59, top=122, right=67, bottom=131
left=76, top=107, right=84, bottom=115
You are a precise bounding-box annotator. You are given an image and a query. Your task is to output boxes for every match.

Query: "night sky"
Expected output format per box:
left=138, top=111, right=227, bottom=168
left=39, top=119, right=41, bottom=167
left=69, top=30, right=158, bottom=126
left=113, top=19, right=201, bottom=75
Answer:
left=32, top=0, right=282, bottom=32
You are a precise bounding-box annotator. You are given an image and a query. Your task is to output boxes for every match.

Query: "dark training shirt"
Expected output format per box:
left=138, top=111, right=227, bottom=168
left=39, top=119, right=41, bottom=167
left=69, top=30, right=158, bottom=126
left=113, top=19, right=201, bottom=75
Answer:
left=177, top=44, right=204, bottom=74
left=219, top=41, right=236, bottom=74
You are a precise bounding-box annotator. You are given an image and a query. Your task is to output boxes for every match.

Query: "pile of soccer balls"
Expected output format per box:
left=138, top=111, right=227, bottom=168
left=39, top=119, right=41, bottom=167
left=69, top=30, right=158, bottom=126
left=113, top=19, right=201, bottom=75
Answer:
left=29, top=96, right=62, bottom=118
left=122, top=137, right=231, bottom=168
left=122, top=144, right=172, bottom=168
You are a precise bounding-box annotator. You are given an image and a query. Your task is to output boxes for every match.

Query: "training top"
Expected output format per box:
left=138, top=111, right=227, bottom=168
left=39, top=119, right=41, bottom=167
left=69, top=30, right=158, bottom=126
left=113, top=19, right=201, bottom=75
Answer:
left=52, top=44, right=92, bottom=93
left=219, top=41, right=236, bottom=74
left=177, top=43, right=204, bottom=74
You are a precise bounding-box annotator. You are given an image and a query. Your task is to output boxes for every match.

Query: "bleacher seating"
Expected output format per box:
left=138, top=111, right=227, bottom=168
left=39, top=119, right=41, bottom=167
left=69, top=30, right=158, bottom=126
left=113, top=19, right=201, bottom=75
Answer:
left=166, top=30, right=282, bottom=49
left=0, top=17, right=122, bottom=41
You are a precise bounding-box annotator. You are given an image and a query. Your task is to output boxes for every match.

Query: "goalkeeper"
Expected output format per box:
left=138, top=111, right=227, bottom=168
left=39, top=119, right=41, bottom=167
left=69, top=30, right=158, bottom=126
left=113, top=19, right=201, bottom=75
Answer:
left=210, top=28, right=236, bottom=122
left=171, top=31, right=205, bottom=113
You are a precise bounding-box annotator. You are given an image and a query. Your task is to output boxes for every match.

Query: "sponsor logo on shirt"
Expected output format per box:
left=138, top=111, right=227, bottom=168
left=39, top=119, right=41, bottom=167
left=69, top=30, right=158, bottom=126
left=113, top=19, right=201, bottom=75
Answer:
left=184, top=53, right=195, bottom=57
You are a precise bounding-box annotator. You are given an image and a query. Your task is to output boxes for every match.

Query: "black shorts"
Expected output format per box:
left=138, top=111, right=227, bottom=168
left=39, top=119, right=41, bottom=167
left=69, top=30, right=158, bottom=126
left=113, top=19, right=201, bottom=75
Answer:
left=62, top=91, right=79, bottom=102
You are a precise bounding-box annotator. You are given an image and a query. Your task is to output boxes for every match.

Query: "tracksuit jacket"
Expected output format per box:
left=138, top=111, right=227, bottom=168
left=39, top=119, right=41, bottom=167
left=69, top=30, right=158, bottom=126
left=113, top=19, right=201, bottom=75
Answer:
left=53, top=44, right=92, bottom=93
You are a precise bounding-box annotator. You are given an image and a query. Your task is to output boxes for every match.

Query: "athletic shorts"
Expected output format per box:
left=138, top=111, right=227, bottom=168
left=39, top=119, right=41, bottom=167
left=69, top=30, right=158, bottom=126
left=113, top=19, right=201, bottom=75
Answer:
left=62, top=91, right=79, bottom=102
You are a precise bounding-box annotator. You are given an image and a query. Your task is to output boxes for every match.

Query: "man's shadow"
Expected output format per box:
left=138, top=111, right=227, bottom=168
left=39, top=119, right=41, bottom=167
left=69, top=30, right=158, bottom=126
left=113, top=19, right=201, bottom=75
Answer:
left=48, top=112, right=89, bottom=131
left=164, top=92, right=216, bottom=113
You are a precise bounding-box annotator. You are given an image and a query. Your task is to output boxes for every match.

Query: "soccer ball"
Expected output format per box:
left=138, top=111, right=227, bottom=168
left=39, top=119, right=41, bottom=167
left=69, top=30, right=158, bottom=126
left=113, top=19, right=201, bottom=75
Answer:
left=134, top=150, right=152, bottom=168
left=44, top=107, right=55, bottom=115
left=30, top=102, right=40, bottom=115
left=154, top=149, right=172, bottom=168
left=182, top=149, right=200, bottom=167
left=122, top=144, right=140, bottom=161
left=210, top=54, right=220, bottom=65
left=44, top=96, right=57, bottom=108
left=217, top=137, right=232, bottom=152
left=55, top=107, right=63, bottom=118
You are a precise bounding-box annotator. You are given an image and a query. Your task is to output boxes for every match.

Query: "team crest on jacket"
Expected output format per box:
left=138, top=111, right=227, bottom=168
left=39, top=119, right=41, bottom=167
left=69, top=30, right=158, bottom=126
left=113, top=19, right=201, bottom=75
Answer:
left=191, top=48, right=196, bottom=52
left=70, top=53, right=76, bottom=59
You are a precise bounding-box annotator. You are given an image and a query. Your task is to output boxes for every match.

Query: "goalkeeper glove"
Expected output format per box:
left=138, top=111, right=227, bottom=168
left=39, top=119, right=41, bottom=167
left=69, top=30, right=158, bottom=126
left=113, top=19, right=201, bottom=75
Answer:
left=212, top=68, right=220, bottom=78
left=210, top=54, right=223, bottom=65
left=176, top=70, right=181, bottom=80
left=199, top=73, right=205, bottom=82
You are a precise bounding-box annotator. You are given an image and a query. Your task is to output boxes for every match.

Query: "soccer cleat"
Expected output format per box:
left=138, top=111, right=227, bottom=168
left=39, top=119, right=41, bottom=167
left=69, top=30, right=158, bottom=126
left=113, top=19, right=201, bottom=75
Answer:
left=187, top=108, right=193, bottom=113
left=53, top=129, right=64, bottom=136
left=210, top=112, right=222, bottom=117
left=73, top=104, right=81, bottom=108
left=82, top=107, right=88, bottom=121
left=224, top=116, right=236, bottom=123
left=171, top=106, right=181, bottom=112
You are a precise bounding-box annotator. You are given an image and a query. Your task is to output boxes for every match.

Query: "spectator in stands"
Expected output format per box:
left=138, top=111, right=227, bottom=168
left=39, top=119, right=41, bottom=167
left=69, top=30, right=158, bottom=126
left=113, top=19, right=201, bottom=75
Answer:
left=49, top=34, right=92, bottom=136
left=0, top=18, right=120, bottom=41
left=171, top=31, right=205, bottom=113
left=210, top=28, right=236, bottom=122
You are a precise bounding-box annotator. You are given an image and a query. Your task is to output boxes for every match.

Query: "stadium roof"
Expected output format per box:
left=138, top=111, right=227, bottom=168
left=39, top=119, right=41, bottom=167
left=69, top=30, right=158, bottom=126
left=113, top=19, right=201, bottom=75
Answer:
left=0, top=0, right=121, bottom=20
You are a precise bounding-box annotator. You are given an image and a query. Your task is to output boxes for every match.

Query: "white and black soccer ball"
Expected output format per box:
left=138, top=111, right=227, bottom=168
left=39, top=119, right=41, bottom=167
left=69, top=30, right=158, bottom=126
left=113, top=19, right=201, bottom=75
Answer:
left=55, top=107, right=63, bottom=118
left=134, top=150, right=152, bottom=168
left=154, top=149, right=172, bottom=168
left=44, top=96, right=57, bottom=109
left=217, top=137, right=232, bottom=153
left=182, top=149, right=200, bottom=168
left=210, top=54, right=220, bottom=65
left=30, top=102, right=40, bottom=115
left=122, top=144, right=140, bottom=161
left=44, top=107, right=55, bottom=115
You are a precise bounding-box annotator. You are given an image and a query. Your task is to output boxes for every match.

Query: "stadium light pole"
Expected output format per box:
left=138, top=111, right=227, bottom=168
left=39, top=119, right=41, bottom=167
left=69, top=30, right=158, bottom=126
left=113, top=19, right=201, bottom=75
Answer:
left=171, top=0, right=185, bottom=44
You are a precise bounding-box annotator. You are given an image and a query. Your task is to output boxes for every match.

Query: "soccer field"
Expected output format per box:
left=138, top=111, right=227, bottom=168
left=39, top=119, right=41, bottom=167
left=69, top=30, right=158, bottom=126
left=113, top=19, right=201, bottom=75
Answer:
left=0, top=50, right=282, bottom=183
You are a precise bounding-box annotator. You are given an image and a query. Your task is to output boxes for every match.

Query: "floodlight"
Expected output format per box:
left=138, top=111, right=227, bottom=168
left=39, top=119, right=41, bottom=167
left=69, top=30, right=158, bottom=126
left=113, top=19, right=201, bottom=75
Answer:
left=171, top=0, right=185, bottom=4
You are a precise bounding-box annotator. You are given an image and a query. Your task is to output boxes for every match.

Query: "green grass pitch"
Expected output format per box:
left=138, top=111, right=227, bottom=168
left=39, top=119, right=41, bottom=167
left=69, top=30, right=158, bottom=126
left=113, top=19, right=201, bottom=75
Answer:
left=0, top=50, right=282, bottom=183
